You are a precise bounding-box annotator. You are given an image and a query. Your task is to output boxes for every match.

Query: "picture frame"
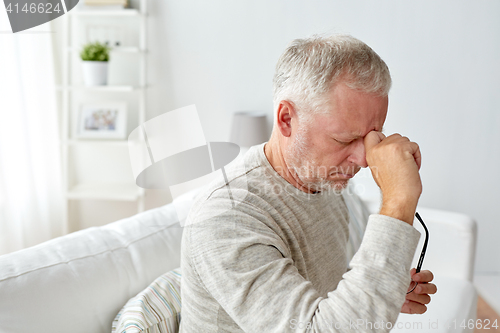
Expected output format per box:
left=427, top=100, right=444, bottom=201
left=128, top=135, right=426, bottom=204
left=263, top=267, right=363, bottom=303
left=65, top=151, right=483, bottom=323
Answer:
left=76, top=101, right=127, bottom=139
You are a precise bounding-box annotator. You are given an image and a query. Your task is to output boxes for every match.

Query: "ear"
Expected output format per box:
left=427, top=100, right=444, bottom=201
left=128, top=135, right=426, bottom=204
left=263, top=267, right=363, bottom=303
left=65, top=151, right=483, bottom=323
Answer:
left=276, top=100, right=296, bottom=138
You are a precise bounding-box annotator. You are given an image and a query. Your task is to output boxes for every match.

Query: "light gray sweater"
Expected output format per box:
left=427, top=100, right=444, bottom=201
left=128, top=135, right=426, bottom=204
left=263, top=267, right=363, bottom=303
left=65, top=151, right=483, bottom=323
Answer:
left=180, top=143, right=421, bottom=332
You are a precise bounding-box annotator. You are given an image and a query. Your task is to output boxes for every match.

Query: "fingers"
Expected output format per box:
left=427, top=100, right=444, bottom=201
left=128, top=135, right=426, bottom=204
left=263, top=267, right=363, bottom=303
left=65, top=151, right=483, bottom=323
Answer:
left=364, top=131, right=386, bottom=151
left=406, top=141, right=421, bottom=170
left=401, top=300, right=428, bottom=314
left=410, top=269, right=437, bottom=294
left=413, top=270, right=434, bottom=283
left=414, top=283, right=438, bottom=295
left=366, top=132, right=421, bottom=169
left=407, top=282, right=437, bottom=295
left=387, top=135, right=421, bottom=167
left=413, top=142, right=422, bottom=170
left=406, top=292, right=431, bottom=305
left=403, top=269, right=436, bottom=314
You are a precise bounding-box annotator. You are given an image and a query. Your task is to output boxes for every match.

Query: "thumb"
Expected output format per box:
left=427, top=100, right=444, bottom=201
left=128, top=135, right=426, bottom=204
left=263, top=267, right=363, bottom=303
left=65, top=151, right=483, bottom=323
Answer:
left=364, top=131, right=386, bottom=152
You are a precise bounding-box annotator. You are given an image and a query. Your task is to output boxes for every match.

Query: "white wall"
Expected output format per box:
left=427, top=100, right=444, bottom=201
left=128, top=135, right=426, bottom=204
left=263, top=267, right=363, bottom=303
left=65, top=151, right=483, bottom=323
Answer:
left=52, top=0, right=500, bottom=273
left=145, top=0, right=500, bottom=273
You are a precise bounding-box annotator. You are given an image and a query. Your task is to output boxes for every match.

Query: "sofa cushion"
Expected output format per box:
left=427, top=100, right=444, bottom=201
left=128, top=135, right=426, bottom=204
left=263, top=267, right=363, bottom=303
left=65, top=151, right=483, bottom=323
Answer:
left=112, top=268, right=182, bottom=333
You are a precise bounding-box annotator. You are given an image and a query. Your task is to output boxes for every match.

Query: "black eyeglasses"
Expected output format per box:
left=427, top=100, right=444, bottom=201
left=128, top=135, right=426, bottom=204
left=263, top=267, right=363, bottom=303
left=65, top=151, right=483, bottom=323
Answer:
left=407, top=212, right=429, bottom=294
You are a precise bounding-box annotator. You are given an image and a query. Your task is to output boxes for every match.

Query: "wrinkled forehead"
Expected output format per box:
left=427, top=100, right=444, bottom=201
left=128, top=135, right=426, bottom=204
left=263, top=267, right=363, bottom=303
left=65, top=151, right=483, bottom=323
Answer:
left=307, top=90, right=388, bottom=139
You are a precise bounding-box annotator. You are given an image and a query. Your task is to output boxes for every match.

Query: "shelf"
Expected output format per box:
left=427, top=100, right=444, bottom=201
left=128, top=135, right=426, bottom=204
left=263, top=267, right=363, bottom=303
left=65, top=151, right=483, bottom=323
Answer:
left=70, top=8, right=141, bottom=17
left=67, top=46, right=145, bottom=53
left=67, top=183, right=140, bottom=201
left=57, top=85, right=144, bottom=92
left=61, top=0, right=148, bottom=230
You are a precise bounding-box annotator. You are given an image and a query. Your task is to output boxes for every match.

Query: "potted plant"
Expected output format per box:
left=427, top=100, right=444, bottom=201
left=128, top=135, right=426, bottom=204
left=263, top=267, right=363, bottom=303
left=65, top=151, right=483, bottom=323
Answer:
left=80, top=41, right=111, bottom=86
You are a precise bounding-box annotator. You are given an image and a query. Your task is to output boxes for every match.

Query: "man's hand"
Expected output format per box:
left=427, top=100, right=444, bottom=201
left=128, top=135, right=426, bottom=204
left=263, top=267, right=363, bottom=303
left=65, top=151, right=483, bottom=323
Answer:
left=364, top=132, right=422, bottom=225
left=401, top=268, right=438, bottom=314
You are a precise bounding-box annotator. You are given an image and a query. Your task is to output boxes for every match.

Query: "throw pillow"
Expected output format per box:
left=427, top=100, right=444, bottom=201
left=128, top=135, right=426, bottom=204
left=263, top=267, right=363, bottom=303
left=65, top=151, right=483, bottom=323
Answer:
left=112, top=268, right=181, bottom=333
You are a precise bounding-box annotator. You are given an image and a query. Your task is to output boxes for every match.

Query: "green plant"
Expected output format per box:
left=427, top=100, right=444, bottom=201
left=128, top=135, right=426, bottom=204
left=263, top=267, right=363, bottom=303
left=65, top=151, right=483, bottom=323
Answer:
left=80, top=41, right=110, bottom=62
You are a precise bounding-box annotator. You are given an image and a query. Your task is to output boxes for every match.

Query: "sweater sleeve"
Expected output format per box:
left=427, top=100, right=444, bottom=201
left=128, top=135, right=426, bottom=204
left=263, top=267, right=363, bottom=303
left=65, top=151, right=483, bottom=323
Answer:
left=186, top=197, right=421, bottom=333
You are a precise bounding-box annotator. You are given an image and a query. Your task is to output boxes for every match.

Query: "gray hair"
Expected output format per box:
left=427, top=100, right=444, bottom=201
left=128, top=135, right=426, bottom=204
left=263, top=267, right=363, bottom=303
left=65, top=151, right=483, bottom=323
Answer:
left=272, top=34, right=392, bottom=120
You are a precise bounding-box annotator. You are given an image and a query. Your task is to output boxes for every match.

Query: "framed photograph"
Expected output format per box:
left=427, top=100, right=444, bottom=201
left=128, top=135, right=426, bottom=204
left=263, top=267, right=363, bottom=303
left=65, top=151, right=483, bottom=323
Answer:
left=77, top=102, right=127, bottom=139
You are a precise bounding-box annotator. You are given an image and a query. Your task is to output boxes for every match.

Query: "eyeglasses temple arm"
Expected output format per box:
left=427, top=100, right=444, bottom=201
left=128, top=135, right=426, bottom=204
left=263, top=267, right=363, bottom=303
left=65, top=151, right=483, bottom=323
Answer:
left=415, top=212, right=429, bottom=273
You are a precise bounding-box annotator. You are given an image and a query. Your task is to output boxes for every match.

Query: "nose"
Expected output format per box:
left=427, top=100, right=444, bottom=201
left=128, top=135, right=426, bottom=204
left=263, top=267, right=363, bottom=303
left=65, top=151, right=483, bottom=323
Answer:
left=347, top=138, right=368, bottom=168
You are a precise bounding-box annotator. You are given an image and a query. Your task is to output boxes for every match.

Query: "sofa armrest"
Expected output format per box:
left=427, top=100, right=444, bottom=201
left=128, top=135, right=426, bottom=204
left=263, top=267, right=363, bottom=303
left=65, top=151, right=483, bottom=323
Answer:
left=362, top=200, right=477, bottom=282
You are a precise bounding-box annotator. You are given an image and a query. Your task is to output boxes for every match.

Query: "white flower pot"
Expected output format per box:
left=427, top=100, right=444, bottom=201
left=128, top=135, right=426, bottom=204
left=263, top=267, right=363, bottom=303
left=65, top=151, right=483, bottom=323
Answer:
left=82, top=61, right=109, bottom=86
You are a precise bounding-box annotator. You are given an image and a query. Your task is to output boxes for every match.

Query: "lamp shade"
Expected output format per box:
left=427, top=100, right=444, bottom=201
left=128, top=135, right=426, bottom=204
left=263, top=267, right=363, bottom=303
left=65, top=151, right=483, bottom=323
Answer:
left=230, top=112, right=269, bottom=148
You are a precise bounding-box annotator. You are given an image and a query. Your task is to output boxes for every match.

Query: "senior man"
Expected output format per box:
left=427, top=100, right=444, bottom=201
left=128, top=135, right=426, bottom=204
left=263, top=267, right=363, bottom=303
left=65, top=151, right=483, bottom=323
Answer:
left=180, top=34, right=437, bottom=332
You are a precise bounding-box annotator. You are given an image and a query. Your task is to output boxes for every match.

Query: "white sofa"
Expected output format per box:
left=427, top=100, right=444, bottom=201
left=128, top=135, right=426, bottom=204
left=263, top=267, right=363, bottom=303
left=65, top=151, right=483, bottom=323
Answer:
left=0, top=190, right=478, bottom=333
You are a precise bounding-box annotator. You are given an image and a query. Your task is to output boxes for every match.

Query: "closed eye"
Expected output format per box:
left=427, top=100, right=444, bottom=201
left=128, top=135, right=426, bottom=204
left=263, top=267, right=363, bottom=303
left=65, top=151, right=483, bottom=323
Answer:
left=334, top=138, right=352, bottom=145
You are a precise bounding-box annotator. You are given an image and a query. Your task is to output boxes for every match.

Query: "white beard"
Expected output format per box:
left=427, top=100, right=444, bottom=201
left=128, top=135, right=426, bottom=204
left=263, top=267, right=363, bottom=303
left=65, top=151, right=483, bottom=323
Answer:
left=284, top=126, right=348, bottom=193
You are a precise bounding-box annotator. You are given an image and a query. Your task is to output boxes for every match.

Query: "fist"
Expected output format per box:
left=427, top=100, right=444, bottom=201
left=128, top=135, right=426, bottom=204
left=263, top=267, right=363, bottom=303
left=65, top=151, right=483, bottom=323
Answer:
left=364, top=132, right=422, bottom=224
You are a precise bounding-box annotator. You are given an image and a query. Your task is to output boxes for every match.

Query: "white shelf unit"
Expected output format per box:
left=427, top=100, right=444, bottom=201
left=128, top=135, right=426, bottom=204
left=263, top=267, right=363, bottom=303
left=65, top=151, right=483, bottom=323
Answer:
left=60, top=1, right=148, bottom=233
